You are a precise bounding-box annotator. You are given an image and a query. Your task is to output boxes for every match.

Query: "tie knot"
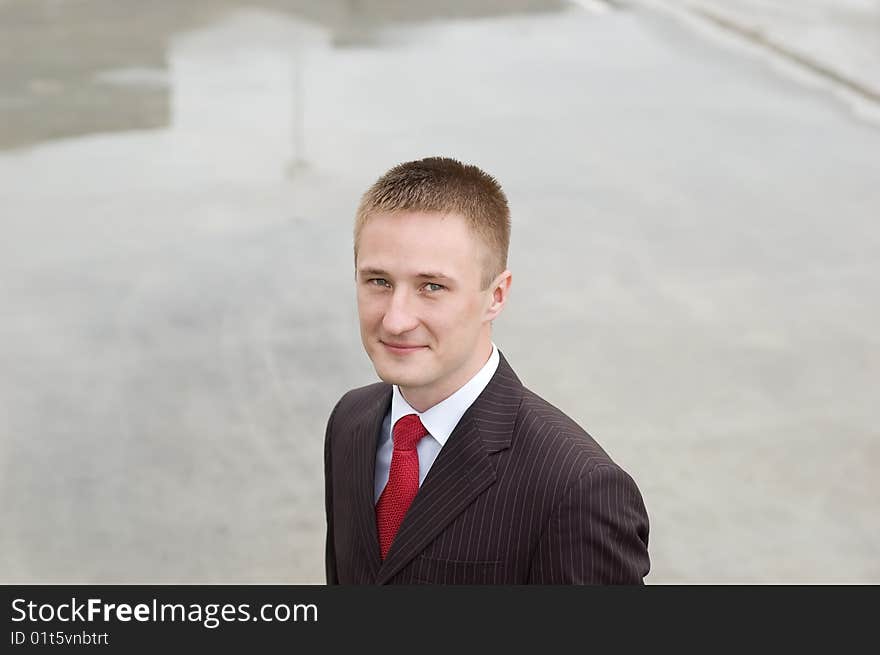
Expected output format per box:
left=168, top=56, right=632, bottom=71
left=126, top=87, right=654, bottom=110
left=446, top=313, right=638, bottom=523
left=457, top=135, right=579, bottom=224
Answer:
left=392, top=414, right=428, bottom=451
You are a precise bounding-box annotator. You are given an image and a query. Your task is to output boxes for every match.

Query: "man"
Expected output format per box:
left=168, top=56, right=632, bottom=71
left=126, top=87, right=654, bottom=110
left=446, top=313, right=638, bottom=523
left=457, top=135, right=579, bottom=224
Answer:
left=324, top=157, right=649, bottom=584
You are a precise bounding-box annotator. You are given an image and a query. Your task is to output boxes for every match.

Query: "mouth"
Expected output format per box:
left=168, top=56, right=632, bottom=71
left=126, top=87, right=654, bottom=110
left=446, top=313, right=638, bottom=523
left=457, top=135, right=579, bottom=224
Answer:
left=381, top=341, right=427, bottom=355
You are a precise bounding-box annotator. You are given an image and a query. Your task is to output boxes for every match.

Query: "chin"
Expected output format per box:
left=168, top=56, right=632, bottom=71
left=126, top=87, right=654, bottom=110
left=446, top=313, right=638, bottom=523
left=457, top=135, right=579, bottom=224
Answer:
left=373, top=363, right=426, bottom=388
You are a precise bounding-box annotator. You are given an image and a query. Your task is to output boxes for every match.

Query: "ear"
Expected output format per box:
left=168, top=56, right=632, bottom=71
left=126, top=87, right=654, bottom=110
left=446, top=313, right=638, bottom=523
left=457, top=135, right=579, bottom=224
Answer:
left=485, top=270, right=512, bottom=322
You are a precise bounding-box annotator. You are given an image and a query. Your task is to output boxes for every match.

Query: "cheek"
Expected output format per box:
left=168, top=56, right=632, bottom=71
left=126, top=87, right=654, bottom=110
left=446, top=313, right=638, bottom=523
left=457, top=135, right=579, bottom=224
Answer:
left=456, top=297, right=484, bottom=322
left=426, top=300, right=475, bottom=331
left=356, top=293, right=381, bottom=319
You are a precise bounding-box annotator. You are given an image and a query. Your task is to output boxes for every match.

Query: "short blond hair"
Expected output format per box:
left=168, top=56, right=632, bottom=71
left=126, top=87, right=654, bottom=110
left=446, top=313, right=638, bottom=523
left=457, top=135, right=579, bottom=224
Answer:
left=354, top=157, right=511, bottom=290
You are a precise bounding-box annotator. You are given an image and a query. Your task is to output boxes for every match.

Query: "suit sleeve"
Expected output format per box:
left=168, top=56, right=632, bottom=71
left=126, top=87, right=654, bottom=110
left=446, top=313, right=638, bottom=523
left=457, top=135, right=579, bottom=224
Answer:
left=527, top=464, right=650, bottom=584
left=324, top=399, right=341, bottom=585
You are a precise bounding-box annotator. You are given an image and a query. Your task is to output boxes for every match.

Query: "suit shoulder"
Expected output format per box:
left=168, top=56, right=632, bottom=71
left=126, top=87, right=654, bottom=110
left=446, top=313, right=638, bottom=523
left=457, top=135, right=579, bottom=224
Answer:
left=514, top=386, right=620, bottom=476
left=330, top=380, right=389, bottom=417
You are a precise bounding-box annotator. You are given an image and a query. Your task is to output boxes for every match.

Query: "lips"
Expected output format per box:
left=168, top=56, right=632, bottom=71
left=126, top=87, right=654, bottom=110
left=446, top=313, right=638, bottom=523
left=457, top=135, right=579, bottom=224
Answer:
left=382, top=341, right=426, bottom=353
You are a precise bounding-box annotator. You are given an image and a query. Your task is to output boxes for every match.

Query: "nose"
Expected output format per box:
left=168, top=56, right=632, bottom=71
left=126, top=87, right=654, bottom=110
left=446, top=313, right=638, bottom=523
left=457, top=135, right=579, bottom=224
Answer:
left=382, top=287, right=420, bottom=335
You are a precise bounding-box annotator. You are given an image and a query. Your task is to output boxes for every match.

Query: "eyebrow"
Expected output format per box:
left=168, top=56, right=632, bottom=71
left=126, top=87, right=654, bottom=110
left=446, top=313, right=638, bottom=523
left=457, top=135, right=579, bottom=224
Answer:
left=357, top=267, right=455, bottom=281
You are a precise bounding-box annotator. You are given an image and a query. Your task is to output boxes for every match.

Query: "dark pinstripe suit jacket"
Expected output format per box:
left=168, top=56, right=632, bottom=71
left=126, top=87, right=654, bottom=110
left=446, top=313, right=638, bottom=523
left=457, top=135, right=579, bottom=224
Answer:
left=324, top=350, right=650, bottom=584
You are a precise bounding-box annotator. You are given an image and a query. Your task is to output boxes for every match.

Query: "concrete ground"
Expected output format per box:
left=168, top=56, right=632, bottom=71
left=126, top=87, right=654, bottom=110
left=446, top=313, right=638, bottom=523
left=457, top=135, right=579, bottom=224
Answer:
left=1, top=0, right=877, bottom=583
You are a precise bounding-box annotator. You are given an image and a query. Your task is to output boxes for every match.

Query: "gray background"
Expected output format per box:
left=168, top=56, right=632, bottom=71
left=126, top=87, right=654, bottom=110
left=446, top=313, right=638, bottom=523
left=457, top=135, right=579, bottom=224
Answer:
left=1, top=0, right=878, bottom=583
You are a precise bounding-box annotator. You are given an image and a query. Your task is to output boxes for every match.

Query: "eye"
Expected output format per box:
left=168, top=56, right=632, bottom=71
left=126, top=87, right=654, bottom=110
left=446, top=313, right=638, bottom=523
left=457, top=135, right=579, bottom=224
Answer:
left=424, top=283, right=445, bottom=293
left=368, top=278, right=390, bottom=288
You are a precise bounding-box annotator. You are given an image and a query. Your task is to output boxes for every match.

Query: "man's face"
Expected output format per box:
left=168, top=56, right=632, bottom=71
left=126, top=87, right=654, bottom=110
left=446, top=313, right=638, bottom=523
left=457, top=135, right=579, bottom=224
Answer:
left=356, top=210, right=503, bottom=407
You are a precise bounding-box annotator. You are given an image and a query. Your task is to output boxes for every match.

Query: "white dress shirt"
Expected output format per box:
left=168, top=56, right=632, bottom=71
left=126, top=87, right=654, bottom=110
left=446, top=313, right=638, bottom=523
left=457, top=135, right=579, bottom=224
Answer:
left=373, top=342, right=500, bottom=502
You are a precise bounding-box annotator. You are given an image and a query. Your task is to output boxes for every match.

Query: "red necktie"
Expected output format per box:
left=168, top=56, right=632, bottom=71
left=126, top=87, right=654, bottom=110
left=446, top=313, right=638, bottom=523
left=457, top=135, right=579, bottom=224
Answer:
left=376, top=414, right=429, bottom=560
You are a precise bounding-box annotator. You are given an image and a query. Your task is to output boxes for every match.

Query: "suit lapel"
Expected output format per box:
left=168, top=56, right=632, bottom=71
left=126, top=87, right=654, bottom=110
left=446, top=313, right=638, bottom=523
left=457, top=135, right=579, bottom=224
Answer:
left=375, top=351, right=523, bottom=584
left=346, top=385, right=392, bottom=581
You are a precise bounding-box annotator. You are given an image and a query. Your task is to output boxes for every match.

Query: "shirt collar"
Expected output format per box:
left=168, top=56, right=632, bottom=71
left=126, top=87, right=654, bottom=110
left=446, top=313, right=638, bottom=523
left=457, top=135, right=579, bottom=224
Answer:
left=390, top=342, right=500, bottom=446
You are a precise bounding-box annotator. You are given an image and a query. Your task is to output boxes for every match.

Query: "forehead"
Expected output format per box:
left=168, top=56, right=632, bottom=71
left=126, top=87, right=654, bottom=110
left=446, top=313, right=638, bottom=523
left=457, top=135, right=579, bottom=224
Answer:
left=357, top=211, right=485, bottom=279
